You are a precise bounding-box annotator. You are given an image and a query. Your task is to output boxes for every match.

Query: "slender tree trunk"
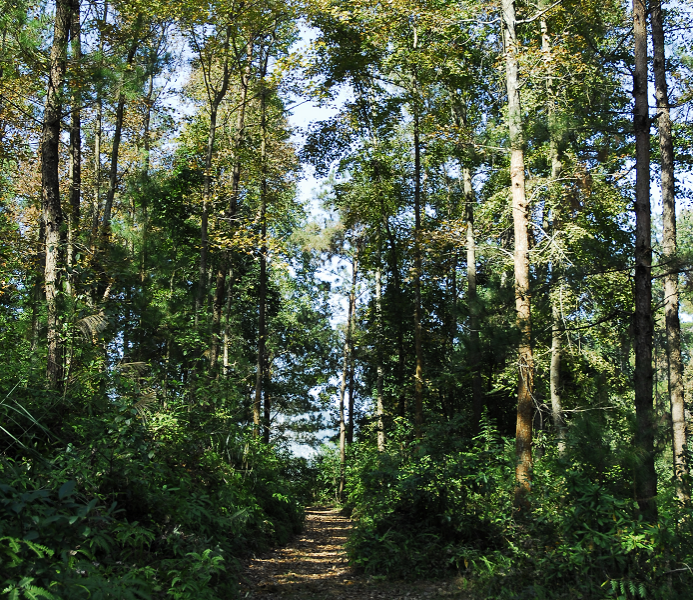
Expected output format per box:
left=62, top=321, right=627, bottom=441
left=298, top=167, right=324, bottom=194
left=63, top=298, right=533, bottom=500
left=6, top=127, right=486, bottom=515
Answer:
left=383, top=216, right=407, bottom=418
left=66, top=0, right=81, bottom=298
left=254, top=56, right=270, bottom=441
left=209, top=259, right=227, bottom=372
left=375, top=250, right=386, bottom=452
left=215, top=50, right=251, bottom=373
left=91, top=2, right=106, bottom=239
left=632, top=0, right=657, bottom=520
left=193, top=26, right=232, bottom=327
left=465, top=167, right=483, bottom=428
left=412, top=63, right=425, bottom=436
left=102, top=38, right=139, bottom=235
left=93, top=95, right=102, bottom=237
left=338, top=306, right=349, bottom=500
left=255, top=213, right=268, bottom=441
left=223, top=271, right=233, bottom=378
left=196, top=105, right=215, bottom=326
left=541, top=15, right=566, bottom=452
left=347, top=243, right=359, bottom=445
left=502, top=0, right=534, bottom=504
left=42, top=0, right=72, bottom=389
left=652, top=0, right=688, bottom=503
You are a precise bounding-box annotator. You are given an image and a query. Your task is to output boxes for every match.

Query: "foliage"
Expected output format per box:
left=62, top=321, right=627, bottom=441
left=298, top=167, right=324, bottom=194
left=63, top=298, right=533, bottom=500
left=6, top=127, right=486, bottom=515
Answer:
left=332, top=412, right=693, bottom=598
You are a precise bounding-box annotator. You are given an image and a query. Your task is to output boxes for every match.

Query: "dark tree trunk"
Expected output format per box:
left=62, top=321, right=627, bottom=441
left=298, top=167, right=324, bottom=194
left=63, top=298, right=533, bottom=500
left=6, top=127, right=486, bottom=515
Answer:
left=42, top=0, right=72, bottom=389
left=347, top=243, right=359, bottom=445
left=67, top=0, right=81, bottom=297
left=632, top=0, right=657, bottom=520
left=102, top=37, right=139, bottom=235
left=375, top=250, right=386, bottom=452
left=412, top=69, right=425, bottom=436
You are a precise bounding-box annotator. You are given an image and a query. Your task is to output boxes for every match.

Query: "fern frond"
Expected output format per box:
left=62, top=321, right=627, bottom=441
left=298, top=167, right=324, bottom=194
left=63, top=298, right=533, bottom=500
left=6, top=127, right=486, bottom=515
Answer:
left=76, top=313, right=109, bottom=340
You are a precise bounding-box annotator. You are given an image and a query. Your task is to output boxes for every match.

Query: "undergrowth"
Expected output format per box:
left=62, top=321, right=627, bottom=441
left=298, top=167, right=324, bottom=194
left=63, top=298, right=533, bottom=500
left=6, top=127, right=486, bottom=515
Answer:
left=326, top=413, right=693, bottom=599
left=0, top=385, right=310, bottom=599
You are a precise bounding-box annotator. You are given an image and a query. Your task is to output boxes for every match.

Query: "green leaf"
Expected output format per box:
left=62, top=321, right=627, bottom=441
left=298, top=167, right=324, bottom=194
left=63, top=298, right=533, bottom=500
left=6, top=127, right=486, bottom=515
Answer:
left=58, top=481, right=76, bottom=500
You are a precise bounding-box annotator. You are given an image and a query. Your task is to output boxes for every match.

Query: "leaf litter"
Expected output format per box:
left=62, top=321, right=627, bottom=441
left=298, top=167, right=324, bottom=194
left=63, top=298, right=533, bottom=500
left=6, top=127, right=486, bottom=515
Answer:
left=241, top=507, right=472, bottom=599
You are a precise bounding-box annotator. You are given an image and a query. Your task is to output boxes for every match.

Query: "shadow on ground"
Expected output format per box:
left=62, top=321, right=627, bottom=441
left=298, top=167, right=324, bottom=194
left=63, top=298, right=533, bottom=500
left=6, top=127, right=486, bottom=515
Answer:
left=241, top=507, right=472, bottom=599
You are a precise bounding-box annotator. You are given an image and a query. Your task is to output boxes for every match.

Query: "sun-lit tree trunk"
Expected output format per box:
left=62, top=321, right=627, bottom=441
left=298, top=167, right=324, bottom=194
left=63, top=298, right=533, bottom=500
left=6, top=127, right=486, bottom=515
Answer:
left=464, top=167, right=483, bottom=429
left=42, top=0, right=72, bottom=389
left=651, top=0, right=688, bottom=503
left=632, top=0, right=657, bottom=520
left=501, top=0, right=534, bottom=505
left=540, top=14, right=566, bottom=453
left=66, top=0, right=81, bottom=298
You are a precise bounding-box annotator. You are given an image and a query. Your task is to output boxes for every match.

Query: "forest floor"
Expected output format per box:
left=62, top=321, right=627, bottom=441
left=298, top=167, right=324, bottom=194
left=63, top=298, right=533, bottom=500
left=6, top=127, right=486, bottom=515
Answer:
left=240, top=507, right=473, bottom=599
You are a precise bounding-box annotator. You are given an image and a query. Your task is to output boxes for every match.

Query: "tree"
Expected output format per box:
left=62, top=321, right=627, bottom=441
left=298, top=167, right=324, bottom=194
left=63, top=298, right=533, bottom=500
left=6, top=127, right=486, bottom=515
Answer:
left=632, top=0, right=657, bottom=520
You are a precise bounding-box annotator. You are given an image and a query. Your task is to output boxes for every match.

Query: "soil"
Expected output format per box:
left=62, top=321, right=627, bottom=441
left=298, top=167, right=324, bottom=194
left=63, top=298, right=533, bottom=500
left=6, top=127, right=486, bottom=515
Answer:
left=240, top=507, right=472, bottom=599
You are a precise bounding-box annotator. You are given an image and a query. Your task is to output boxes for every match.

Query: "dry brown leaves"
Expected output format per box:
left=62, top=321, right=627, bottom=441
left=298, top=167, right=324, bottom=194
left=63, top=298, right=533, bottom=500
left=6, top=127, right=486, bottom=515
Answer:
left=240, top=507, right=473, bottom=600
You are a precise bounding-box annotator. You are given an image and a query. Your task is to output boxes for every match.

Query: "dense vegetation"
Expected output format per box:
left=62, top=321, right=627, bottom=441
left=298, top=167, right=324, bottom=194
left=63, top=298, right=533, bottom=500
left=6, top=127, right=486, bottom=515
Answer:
left=3, top=0, right=693, bottom=597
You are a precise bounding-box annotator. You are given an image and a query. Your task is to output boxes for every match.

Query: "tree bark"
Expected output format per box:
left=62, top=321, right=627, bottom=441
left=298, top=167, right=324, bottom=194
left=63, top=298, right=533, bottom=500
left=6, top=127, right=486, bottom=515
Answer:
left=347, top=242, right=359, bottom=445
left=632, top=0, right=657, bottom=520
left=375, top=251, right=386, bottom=452
left=66, top=0, right=81, bottom=298
left=42, top=0, right=72, bottom=389
left=464, top=167, right=483, bottom=429
left=411, top=51, right=425, bottom=436
left=193, top=25, right=232, bottom=326
left=209, top=259, right=227, bottom=371
left=501, top=0, right=534, bottom=505
left=651, top=0, right=688, bottom=503
left=541, top=14, right=566, bottom=452
left=102, top=37, right=139, bottom=235
left=338, top=300, right=349, bottom=500
left=254, top=52, right=270, bottom=442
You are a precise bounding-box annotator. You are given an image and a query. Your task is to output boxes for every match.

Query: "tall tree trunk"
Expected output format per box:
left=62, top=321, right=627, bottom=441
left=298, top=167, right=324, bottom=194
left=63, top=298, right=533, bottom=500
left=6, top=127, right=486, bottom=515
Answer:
left=375, top=249, right=386, bottom=452
left=338, top=303, right=349, bottom=500
left=632, top=0, right=657, bottom=520
left=255, top=213, right=268, bottom=441
left=254, top=54, right=270, bottom=441
left=347, top=242, right=359, bottom=445
left=42, top=0, right=72, bottom=389
left=214, top=49, right=251, bottom=373
left=91, top=2, right=106, bottom=239
left=193, top=25, right=232, bottom=327
left=102, top=37, right=139, bottom=236
left=66, top=0, right=81, bottom=298
left=652, top=0, right=688, bottom=503
left=541, top=14, right=566, bottom=452
left=383, top=215, right=406, bottom=418
left=465, top=167, right=483, bottom=429
left=412, top=54, right=425, bottom=436
left=501, top=0, right=534, bottom=504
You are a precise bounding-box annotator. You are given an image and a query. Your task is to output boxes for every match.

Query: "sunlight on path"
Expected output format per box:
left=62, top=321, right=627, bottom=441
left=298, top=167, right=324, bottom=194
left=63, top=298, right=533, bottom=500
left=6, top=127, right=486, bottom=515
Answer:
left=241, top=507, right=470, bottom=599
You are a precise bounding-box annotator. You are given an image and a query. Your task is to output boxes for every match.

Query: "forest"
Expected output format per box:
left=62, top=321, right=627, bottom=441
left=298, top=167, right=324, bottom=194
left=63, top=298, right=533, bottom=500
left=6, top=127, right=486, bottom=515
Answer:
left=2, top=0, right=693, bottom=597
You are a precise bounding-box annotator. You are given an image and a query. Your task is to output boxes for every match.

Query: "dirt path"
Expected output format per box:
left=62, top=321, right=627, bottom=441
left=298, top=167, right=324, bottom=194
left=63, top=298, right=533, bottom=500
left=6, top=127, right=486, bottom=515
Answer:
left=241, top=507, right=469, bottom=599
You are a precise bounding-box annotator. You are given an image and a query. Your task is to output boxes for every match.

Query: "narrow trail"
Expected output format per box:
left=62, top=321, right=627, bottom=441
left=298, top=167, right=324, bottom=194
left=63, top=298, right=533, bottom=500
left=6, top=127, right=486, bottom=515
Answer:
left=241, top=507, right=469, bottom=599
